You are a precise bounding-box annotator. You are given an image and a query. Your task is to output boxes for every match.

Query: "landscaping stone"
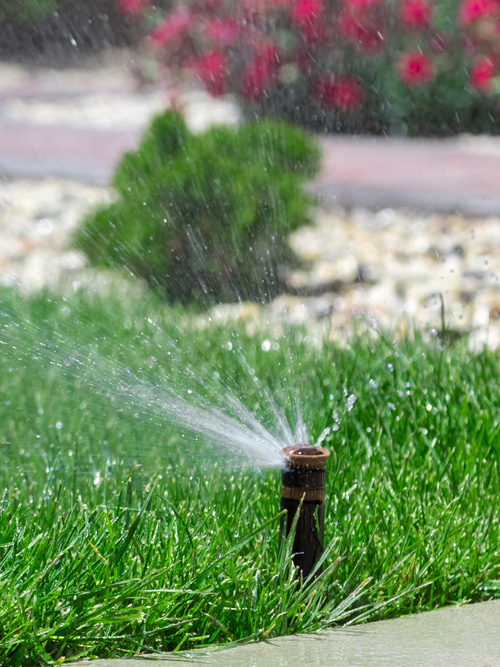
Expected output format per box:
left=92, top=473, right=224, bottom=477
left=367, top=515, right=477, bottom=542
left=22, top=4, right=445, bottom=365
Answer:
left=2, top=177, right=500, bottom=349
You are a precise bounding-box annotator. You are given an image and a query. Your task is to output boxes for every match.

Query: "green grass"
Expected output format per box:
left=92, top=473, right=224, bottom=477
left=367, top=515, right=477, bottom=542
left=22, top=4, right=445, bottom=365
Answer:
left=1, top=286, right=500, bottom=665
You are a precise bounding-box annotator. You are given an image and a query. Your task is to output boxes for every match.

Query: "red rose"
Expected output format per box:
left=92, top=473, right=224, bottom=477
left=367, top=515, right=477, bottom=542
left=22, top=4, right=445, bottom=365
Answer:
left=291, top=0, right=323, bottom=24
left=458, top=0, right=499, bottom=26
left=241, top=46, right=279, bottom=100
left=400, top=0, right=433, bottom=29
left=193, top=51, right=228, bottom=96
left=300, top=19, right=326, bottom=42
left=398, top=51, right=435, bottom=84
left=117, top=0, right=150, bottom=14
left=148, top=9, right=192, bottom=49
left=338, top=10, right=384, bottom=53
left=204, top=19, right=240, bottom=46
left=358, top=24, right=384, bottom=53
left=314, top=74, right=364, bottom=110
left=470, top=56, right=496, bottom=89
left=290, top=0, right=325, bottom=41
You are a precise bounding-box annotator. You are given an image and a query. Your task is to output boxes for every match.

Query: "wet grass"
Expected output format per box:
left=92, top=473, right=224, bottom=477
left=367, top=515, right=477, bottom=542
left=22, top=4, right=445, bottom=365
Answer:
left=1, top=287, right=500, bottom=665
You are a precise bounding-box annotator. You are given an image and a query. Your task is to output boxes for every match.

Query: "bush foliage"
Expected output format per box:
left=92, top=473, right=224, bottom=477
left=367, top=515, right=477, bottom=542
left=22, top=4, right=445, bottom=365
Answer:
left=76, top=111, right=320, bottom=305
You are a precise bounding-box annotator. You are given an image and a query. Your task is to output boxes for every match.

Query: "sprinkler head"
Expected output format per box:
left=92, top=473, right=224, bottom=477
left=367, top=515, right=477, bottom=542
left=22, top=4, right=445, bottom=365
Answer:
left=280, top=444, right=330, bottom=579
left=281, top=444, right=330, bottom=468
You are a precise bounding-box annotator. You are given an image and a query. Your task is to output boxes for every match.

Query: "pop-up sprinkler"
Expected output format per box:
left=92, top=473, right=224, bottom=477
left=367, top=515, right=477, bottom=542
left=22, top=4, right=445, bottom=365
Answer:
left=280, top=444, right=330, bottom=579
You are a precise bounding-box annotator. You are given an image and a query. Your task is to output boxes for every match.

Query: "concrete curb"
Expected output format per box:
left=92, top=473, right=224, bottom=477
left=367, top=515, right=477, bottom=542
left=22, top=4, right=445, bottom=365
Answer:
left=74, top=600, right=500, bottom=666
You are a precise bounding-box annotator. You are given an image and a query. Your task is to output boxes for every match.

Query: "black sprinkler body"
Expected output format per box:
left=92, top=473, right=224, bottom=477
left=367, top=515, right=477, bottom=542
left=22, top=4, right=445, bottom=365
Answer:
left=280, top=444, right=330, bottom=579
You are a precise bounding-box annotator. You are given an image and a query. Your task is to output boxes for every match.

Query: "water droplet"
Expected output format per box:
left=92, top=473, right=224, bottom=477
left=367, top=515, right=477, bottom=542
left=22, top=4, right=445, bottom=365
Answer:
left=55, top=421, right=63, bottom=430
left=261, top=340, right=271, bottom=351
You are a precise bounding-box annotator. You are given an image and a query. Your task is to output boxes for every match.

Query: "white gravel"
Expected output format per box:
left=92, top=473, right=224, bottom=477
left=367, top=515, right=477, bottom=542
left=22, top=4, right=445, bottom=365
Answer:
left=3, top=175, right=499, bottom=348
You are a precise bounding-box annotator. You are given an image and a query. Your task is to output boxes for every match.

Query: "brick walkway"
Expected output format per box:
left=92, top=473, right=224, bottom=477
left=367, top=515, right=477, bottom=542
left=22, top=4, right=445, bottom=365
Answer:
left=1, top=62, right=500, bottom=215
left=316, top=136, right=500, bottom=216
left=2, top=121, right=500, bottom=215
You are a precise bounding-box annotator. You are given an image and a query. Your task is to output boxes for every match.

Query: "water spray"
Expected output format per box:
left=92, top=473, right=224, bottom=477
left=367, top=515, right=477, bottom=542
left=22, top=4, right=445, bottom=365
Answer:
left=280, top=444, right=330, bottom=579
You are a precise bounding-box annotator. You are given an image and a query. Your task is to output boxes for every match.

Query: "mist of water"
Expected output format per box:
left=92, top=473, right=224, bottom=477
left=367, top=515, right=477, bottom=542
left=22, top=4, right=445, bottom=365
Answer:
left=1, top=304, right=318, bottom=473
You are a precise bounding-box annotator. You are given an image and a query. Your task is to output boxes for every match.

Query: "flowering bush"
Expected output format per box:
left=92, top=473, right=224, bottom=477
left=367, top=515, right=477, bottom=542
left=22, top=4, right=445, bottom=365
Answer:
left=120, top=0, right=500, bottom=135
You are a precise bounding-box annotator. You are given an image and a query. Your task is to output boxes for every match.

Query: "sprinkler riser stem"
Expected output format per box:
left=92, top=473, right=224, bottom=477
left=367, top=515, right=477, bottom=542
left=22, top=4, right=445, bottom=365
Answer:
left=280, top=494, right=325, bottom=578
left=279, top=445, right=329, bottom=580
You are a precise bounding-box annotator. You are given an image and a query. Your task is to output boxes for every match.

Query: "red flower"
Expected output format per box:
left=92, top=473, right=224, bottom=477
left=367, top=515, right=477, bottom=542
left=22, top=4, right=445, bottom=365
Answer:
left=458, top=0, right=499, bottom=26
left=314, top=74, right=364, bottom=110
left=204, top=19, right=240, bottom=46
left=358, top=25, right=384, bottom=52
left=470, top=56, right=496, bottom=89
left=301, top=20, right=326, bottom=42
left=241, top=46, right=279, bottom=100
left=291, top=0, right=323, bottom=25
left=338, top=10, right=384, bottom=53
left=117, top=0, right=150, bottom=14
left=400, top=0, right=433, bottom=29
left=193, top=51, right=228, bottom=96
left=149, top=9, right=192, bottom=49
left=398, top=51, right=435, bottom=84
left=289, top=0, right=326, bottom=41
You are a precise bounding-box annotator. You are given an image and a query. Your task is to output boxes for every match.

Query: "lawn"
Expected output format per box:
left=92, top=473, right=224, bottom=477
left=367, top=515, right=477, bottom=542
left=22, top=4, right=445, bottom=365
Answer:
left=1, top=286, right=500, bottom=665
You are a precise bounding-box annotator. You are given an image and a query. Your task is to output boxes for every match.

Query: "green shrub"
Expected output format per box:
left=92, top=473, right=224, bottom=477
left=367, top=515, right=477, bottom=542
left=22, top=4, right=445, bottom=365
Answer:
left=76, top=112, right=320, bottom=306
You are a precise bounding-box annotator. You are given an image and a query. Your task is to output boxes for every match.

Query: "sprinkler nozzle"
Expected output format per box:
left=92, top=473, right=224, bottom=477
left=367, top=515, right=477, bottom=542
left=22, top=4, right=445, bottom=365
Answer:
left=280, top=444, right=330, bottom=579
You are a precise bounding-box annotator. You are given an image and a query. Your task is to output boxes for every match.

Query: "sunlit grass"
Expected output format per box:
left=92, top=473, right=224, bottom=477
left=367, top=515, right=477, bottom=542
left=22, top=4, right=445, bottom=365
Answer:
left=1, top=287, right=500, bottom=665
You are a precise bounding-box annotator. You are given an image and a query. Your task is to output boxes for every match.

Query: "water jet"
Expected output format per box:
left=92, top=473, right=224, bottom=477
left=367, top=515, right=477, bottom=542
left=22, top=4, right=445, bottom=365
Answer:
left=280, top=444, right=330, bottom=579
